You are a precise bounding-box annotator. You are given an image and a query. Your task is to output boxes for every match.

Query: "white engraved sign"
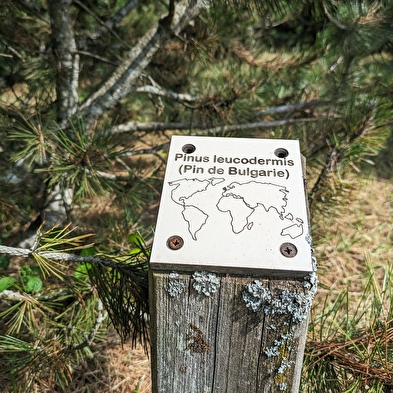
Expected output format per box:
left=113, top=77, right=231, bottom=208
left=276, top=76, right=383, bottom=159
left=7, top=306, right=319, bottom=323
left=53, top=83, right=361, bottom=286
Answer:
left=150, top=136, right=314, bottom=275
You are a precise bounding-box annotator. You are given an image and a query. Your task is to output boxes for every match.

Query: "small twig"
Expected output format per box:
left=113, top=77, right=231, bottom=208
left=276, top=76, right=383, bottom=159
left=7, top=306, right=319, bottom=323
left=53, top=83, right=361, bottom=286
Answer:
left=201, top=117, right=318, bottom=134
left=73, top=0, right=129, bottom=48
left=77, top=50, right=119, bottom=66
left=30, top=223, right=45, bottom=252
left=323, top=4, right=352, bottom=31
left=112, top=121, right=203, bottom=133
left=86, top=0, right=140, bottom=43
left=254, top=101, right=328, bottom=117
left=1, top=38, right=23, bottom=59
left=308, top=102, right=376, bottom=207
left=108, top=377, right=130, bottom=391
left=135, top=85, right=201, bottom=105
left=95, top=169, right=129, bottom=181
left=119, top=141, right=170, bottom=158
left=72, top=299, right=108, bottom=350
left=308, top=146, right=340, bottom=208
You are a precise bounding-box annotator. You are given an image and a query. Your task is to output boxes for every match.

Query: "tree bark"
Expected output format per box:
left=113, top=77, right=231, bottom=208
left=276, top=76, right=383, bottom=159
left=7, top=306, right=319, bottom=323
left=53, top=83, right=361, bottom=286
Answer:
left=48, top=0, right=79, bottom=127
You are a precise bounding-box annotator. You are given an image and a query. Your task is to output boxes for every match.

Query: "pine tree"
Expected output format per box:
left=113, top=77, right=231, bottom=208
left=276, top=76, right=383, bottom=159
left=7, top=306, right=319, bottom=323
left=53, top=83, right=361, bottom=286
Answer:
left=0, top=0, right=393, bottom=391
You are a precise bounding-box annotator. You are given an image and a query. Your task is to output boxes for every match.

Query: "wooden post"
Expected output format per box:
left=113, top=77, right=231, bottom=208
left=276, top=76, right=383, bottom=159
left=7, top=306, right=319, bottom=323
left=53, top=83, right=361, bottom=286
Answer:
left=149, top=136, right=317, bottom=393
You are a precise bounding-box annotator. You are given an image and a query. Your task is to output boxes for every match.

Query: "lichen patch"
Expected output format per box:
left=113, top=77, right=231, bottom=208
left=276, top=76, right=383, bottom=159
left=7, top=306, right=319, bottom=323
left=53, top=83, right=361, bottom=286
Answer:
left=166, top=272, right=186, bottom=297
left=192, top=271, right=220, bottom=296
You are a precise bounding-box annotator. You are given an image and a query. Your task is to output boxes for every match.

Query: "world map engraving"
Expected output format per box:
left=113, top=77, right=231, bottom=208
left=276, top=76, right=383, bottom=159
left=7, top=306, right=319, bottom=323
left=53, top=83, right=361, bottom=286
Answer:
left=168, top=178, right=304, bottom=240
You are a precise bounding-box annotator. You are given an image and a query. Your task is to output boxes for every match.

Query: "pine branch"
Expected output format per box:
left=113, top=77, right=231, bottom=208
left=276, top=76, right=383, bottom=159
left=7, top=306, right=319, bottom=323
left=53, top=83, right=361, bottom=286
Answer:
left=308, top=146, right=341, bottom=209
left=111, top=100, right=327, bottom=135
left=79, top=0, right=141, bottom=45
left=0, top=243, right=149, bottom=347
left=0, top=245, right=33, bottom=258
left=0, top=289, right=31, bottom=302
left=133, top=89, right=328, bottom=112
left=308, top=102, right=377, bottom=208
left=101, top=0, right=141, bottom=31
left=112, top=117, right=319, bottom=135
left=79, top=0, right=206, bottom=125
left=205, top=118, right=319, bottom=133
left=112, top=121, right=203, bottom=133
left=0, top=244, right=139, bottom=267
left=87, top=258, right=149, bottom=349
left=73, top=0, right=130, bottom=49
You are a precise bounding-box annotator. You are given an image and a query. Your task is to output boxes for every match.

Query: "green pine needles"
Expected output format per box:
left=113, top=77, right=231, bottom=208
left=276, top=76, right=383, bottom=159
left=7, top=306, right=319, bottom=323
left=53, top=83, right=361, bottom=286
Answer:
left=0, top=226, right=149, bottom=391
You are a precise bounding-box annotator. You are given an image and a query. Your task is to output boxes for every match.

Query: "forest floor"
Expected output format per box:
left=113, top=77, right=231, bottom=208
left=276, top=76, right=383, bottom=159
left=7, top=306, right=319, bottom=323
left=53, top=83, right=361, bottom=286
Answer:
left=63, top=339, right=151, bottom=393
left=63, top=141, right=393, bottom=393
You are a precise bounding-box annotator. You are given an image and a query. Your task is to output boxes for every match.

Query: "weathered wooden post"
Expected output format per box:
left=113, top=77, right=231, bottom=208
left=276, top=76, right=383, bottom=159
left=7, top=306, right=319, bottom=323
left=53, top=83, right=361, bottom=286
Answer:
left=149, top=136, right=317, bottom=393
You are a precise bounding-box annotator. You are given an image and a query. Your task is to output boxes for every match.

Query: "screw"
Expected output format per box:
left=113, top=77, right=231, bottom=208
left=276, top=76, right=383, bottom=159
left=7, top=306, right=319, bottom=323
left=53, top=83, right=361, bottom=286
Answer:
left=280, top=243, right=297, bottom=258
left=167, top=235, right=184, bottom=250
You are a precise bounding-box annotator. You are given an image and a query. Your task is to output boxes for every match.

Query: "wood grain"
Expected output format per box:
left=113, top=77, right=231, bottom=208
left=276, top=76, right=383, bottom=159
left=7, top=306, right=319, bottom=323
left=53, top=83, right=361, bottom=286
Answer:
left=150, top=271, right=309, bottom=393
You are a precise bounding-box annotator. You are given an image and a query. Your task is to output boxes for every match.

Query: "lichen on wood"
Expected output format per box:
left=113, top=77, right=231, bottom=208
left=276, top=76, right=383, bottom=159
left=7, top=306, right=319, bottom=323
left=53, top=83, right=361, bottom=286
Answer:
left=241, top=253, right=318, bottom=391
left=165, top=272, right=186, bottom=297
left=242, top=270, right=318, bottom=323
left=192, top=271, right=220, bottom=296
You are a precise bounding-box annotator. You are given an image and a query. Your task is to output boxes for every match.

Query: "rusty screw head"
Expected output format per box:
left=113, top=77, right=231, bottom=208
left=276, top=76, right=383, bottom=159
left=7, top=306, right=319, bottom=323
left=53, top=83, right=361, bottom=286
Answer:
left=280, top=242, right=297, bottom=258
left=167, top=235, right=184, bottom=250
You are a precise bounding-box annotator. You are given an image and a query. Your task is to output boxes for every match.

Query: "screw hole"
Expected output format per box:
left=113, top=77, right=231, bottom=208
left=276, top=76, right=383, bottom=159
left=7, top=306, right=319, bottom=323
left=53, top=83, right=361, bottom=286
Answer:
left=182, top=144, right=196, bottom=154
left=274, top=148, right=289, bottom=158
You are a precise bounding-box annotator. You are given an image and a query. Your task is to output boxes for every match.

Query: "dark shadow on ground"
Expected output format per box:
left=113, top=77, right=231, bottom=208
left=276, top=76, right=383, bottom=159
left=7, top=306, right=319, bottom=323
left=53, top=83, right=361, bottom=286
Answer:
left=374, top=130, right=393, bottom=180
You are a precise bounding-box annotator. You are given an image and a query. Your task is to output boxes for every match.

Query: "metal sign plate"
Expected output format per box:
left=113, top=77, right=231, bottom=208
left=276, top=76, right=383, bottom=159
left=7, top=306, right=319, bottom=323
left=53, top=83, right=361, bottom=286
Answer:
left=150, top=136, right=314, bottom=275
